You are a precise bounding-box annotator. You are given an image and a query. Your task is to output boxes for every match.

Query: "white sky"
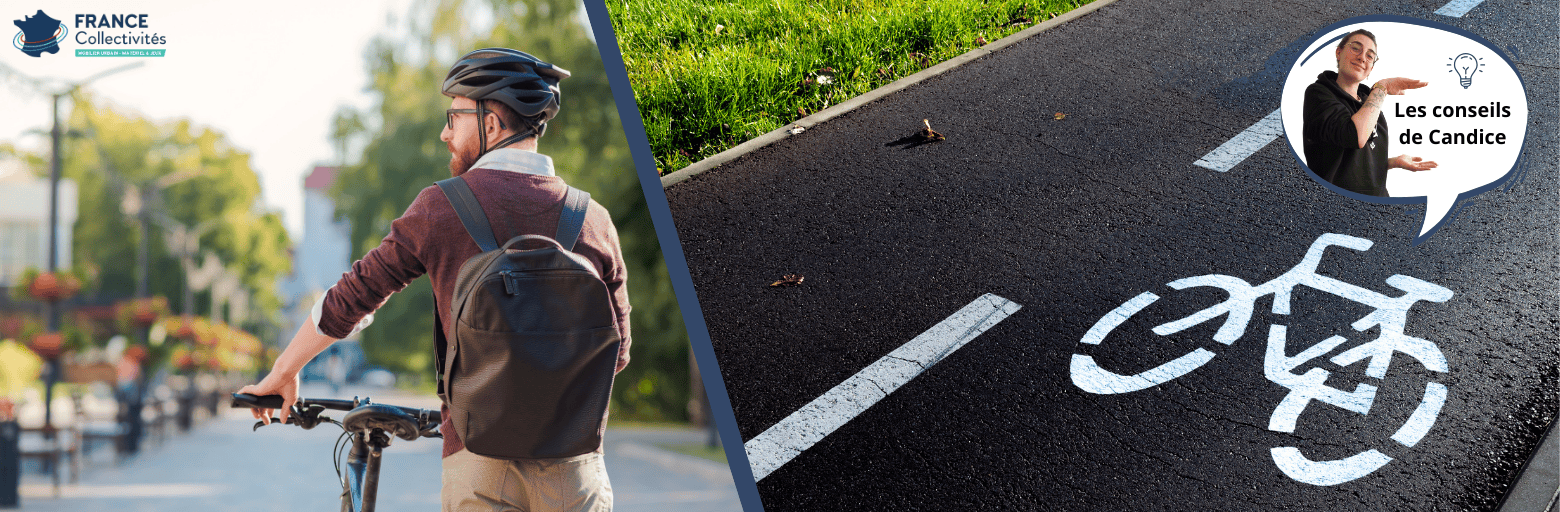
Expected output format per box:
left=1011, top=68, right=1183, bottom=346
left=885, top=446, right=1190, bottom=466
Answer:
left=1, top=0, right=417, bottom=240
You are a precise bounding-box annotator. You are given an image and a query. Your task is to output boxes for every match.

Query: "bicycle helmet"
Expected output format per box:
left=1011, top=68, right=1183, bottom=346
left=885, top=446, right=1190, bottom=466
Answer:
left=441, top=48, right=571, bottom=155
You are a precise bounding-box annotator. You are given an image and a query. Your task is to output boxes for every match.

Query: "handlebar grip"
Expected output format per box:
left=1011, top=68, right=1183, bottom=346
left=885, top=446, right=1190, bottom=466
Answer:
left=231, top=393, right=286, bottom=409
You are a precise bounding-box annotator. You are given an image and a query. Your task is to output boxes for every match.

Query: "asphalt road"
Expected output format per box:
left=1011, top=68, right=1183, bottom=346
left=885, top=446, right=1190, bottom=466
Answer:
left=661, top=0, right=1559, bottom=509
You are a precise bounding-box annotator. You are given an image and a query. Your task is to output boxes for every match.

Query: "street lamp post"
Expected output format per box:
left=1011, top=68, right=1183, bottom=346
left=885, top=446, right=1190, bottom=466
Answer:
left=41, top=61, right=143, bottom=435
left=40, top=92, right=63, bottom=439
left=116, top=165, right=204, bottom=454
left=159, top=217, right=220, bottom=318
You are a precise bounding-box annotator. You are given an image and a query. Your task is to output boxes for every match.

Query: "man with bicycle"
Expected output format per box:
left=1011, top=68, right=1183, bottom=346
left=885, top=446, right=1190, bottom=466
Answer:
left=240, top=48, right=631, bottom=512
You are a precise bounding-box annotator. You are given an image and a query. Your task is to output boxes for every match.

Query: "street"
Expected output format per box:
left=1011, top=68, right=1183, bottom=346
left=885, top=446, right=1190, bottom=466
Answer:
left=661, top=0, right=1559, bottom=509
left=14, top=383, right=740, bottom=512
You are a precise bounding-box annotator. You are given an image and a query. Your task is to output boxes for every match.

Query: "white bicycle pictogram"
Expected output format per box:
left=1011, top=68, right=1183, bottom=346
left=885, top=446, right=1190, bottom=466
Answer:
left=1070, top=233, right=1453, bottom=486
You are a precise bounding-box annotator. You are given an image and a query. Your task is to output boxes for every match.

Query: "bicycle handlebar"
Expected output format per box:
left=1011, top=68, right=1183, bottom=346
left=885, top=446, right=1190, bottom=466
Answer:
left=230, top=393, right=442, bottom=437
left=231, top=393, right=388, bottom=414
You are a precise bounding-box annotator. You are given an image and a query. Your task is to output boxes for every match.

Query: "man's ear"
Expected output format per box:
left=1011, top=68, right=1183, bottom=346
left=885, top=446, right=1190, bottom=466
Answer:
left=485, top=111, right=507, bottom=131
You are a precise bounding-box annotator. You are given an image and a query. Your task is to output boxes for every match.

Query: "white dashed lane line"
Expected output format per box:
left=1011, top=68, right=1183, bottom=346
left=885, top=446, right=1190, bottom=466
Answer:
left=1194, top=0, right=1486, bottom=173
left=1194, top=109, right=1285, bottom=173
left=742, top=293, right=1021, bottom=481
left=1435, top=0, right=1487, bottom=17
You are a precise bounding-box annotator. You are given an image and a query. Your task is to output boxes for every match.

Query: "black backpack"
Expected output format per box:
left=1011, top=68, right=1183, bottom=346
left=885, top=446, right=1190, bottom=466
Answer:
left=433, top=176, right=621, bottom=459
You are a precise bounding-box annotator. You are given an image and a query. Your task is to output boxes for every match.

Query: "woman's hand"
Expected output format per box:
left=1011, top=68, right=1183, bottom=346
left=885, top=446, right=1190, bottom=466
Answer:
left=1373, top=77, right=1429, bottom=95
left=1390, top=154, right=1438, bottom=171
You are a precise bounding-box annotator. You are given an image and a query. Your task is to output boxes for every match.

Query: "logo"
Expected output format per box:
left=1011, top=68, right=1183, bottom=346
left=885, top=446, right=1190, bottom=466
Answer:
left=1448, top=52, right=1483, bottom=89
left=12, top=9, right=67, bottom=57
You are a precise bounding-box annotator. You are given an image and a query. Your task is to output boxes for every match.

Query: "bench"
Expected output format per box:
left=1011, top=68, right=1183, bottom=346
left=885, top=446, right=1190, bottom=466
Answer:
left=17, top=425, right=79, bottom=497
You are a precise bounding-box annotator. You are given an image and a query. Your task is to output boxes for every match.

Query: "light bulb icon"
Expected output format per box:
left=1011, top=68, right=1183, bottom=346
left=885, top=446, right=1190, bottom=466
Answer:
left=1450, top=53, right=1482, bottom=89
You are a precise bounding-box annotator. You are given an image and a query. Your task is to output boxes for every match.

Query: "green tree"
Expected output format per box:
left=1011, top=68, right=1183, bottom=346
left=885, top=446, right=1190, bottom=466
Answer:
left=48, top=93, right=292, bottom=333
left=330, top=0, right=690, bottom=421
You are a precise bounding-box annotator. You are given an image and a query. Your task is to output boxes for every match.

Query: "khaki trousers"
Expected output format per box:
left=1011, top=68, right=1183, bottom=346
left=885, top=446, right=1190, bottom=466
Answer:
left=441, top=448, right=613, bottom=512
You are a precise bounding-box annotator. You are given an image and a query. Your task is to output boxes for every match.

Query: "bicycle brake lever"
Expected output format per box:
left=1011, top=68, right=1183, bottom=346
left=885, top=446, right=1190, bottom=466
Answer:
left=252, top=417, right=294, bottom=431
left=293, top=404, right=329, bottom=430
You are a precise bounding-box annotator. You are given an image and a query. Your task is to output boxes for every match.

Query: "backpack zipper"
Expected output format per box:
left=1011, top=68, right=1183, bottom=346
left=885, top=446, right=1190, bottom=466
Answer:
left=498, top=269, right=595, bottom=295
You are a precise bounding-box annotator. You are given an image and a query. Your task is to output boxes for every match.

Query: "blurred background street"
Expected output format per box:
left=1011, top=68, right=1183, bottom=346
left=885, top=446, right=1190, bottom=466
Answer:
left=0, top=0, right=731, bottom=509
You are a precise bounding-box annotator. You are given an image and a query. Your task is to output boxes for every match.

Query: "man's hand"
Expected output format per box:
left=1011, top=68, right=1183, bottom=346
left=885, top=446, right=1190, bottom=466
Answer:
left=1390, top=154, right=1438, bottom=172
left=1373, top=77, right=1430, bottom=95
left=237, top=371, right=300, bottom=426
left=236, top=323, right=342, bottom=426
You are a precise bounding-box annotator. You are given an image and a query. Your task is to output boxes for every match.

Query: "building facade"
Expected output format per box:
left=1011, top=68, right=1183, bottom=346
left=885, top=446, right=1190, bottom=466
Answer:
left=0, top=165, right=76, bottom=287
left=277, top=166, right=369, bottom=383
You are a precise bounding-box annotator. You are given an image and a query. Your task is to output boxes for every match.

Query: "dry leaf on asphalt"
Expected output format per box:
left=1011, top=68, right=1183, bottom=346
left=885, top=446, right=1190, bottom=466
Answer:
left=1053, top=112, right=1067, bottom=120
left=770, top=274, right=805, bottom=287
left=920, top=119, right=946, bottom=141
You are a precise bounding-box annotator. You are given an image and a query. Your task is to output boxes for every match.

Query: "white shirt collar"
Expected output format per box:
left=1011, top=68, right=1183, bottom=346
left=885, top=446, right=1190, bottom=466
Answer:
left=469, top=148, right=555, bottom=177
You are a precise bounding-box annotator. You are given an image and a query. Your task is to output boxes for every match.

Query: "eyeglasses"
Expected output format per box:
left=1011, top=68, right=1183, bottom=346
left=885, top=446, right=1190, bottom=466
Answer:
left=446, top=108, right=481, bottom=129
left=1344, top=41, right=1379, bottom=65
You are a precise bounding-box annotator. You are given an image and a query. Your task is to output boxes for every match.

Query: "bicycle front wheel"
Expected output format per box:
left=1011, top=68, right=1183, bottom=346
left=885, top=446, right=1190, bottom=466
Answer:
left=1070, top=291, right=1219, bottom=394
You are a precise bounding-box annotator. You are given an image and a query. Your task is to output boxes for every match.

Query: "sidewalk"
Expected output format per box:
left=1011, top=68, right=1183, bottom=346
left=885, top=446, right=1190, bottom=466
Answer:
left=12, top=383, right=740, bottom=511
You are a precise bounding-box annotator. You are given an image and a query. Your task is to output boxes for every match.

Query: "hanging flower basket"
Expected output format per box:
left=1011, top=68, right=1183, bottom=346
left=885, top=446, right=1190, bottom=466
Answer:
left=174, top=349, right=198, bottom=372
left=133, top=306, right=160, bottom=326
left=28, top=332, right=64, bottom=360
left=123, top=345, right=148, bottom=363
left=171, top=316, right=198, bottom=339
left=116, top=297, right=170, bottom=332
left=204, top=354, right=223, bottom=372
left=11, top=268, right=86, bottom=304
left=28, top=271, right=82, bottom=302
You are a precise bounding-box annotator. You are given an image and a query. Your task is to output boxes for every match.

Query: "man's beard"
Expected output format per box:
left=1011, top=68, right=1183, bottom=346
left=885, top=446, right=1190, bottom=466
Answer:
left=448, top=141, right=480, bottom=177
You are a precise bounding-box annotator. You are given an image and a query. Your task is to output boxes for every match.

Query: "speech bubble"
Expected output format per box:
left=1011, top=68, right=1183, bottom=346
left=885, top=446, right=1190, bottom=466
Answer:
left=1280, top=15, right=1529, bottom=245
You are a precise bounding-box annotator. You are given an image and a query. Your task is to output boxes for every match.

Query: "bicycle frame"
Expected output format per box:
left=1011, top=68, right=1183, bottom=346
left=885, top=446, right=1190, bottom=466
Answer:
left=341, top=430, right=388, bottom=512
left=230, top=394, right=438, bottom=512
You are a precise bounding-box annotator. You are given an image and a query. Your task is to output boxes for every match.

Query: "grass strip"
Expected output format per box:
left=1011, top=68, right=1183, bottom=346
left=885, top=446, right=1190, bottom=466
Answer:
left=657, top=441, right=729, bottom=464
left=608, top=0, right=1094, bottom=174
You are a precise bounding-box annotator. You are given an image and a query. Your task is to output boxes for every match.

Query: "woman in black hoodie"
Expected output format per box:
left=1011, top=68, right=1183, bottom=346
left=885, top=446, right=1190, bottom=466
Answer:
left=1302, top=29, right=1438, bottom=197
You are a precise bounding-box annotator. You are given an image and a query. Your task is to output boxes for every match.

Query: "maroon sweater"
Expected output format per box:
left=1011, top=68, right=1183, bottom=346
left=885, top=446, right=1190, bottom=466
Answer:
left=317, top=157, right=631, bottom=458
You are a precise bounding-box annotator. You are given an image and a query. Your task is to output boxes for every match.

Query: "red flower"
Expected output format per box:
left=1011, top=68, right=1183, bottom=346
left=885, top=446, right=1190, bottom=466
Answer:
left=28, top=332, right=63, bottom=359
left=25, top=272, right=80, bottom=302
left=123, top=345, right=148, bottom=363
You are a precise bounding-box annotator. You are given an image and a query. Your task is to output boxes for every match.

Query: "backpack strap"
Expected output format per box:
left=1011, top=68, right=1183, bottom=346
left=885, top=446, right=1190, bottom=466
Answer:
left=435, top=176, right=499, bottom=252
left=434, top=311, right=448, bottom=400
left=556, top=187, right=590, bottom=251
